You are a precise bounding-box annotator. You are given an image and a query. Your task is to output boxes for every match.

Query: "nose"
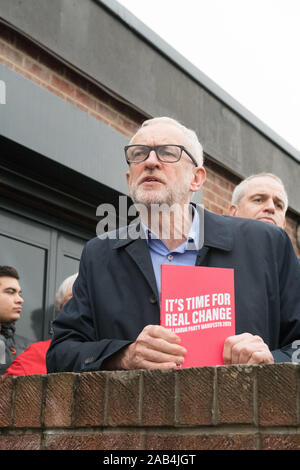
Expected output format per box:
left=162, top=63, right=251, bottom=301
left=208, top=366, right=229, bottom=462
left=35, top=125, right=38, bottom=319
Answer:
left=263, top=198, right=276, bottom=213
left=144, top=149, right=161, bottom=167
left=16, top=293, right=24, bottom=304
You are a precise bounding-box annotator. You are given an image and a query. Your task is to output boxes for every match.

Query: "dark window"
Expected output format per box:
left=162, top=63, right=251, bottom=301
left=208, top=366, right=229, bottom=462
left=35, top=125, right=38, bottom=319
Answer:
left=0, top=208, right=84, bottom=342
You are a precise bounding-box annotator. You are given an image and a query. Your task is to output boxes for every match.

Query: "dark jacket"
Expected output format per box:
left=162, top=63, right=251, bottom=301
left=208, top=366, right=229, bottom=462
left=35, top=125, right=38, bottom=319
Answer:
left=46, top=208, right=300, bottom=373
left=0, top=322, right=32, bottom=375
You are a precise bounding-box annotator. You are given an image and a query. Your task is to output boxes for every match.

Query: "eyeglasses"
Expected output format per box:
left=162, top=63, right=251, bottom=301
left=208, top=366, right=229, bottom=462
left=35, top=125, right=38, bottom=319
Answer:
left=124, top=145, right=198, bottom=167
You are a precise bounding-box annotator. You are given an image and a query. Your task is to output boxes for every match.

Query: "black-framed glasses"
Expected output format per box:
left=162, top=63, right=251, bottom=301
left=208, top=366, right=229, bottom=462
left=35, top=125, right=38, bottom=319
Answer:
left=124, top=144, right=198, bottom=167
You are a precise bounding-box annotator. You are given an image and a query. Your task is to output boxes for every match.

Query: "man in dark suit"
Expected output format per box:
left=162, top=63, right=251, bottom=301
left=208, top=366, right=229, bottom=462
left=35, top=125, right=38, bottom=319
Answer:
left=46, top=117, right=300, bottom=373
left=0, top=266, right=31, bottom=374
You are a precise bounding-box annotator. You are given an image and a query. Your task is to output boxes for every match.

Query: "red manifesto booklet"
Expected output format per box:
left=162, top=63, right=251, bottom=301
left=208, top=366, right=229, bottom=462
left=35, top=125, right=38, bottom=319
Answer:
left=160, top=265, right=235, bottom=368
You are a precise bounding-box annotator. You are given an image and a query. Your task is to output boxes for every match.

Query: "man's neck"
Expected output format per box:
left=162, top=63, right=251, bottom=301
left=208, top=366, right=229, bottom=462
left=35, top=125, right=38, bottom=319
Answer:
left=141, top=203, right=194, bottom=251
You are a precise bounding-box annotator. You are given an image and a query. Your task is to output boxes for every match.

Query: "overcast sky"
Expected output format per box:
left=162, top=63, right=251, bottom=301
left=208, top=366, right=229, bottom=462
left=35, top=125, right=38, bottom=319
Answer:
left=117, top=0, right=300, bottom=152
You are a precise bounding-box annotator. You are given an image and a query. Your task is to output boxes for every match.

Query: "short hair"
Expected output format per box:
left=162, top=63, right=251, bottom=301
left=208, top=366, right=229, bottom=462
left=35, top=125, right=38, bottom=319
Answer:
left=54, top=273, right=78, bottom=314
left=231, top=173, right=288, bottom=212
left=0, top=266, right=19, bottom=280
left=130, top=116, right=204, bottom=167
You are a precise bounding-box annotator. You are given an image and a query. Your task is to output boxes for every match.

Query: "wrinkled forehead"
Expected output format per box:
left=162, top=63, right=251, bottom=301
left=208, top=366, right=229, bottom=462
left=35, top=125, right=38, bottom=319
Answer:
left=246, top=177, right=286, bottom=200
left=130, top=122, right=188, bottom=147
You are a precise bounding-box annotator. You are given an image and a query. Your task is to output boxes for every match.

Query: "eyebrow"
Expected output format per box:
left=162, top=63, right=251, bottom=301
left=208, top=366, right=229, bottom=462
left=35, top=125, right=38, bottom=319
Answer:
left=249, top=193, right=285, bottom=204
left=3, top=287, right=22, bottom=294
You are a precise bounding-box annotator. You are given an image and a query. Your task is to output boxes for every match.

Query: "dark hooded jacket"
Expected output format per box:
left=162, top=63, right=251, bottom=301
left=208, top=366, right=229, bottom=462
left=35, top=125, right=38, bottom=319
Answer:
left=0, top=322, right=31, bottom=375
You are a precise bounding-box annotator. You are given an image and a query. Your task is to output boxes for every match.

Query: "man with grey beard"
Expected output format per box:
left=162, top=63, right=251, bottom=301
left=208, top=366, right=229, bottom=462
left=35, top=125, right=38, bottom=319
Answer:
left=47, top=117, right=300, bottom=373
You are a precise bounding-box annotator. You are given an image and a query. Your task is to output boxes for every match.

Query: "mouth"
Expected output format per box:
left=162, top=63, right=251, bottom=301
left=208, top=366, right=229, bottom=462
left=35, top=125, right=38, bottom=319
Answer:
left=258, top=217, right=276, bottom=225
left=140, top=175, right=164, bottom=185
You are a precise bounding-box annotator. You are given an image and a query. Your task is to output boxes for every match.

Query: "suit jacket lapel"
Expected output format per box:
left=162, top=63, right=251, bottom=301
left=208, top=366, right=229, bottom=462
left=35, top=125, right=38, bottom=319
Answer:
left=125, top=238, right=159, bottom=299
left=113, top=222, right=159, bottom=299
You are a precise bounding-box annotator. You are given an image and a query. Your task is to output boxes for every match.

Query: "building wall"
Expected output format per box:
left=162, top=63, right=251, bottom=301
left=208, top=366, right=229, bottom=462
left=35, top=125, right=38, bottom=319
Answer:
left=0, top=364, right=300, bottom=450
left=1, top=23, right=299, bottom=256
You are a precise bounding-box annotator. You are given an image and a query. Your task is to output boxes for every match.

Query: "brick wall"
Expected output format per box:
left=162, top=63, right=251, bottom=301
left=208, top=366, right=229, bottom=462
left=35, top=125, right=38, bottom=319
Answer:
left=0, top=364, right=299, bottom=450
left=0, top=23, right=299, bottom=257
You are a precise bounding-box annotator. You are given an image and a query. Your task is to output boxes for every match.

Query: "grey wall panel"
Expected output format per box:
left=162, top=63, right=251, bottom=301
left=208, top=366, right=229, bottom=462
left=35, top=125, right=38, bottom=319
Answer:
left=0, top=0, right=299, bottom=212
left=0, top=64, right=129, bottom=195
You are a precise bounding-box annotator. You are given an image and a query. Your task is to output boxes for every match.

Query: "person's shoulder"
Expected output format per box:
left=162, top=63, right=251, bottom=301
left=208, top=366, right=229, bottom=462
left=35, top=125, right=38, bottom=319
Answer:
left=25, top=339, right=51, bottom=353
left=84, top=224, right=136, bottom=250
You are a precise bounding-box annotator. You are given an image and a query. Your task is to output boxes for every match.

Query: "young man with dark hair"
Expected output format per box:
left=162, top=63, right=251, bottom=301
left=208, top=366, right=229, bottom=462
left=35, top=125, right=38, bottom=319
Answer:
left=0, top=266, right=31, bottom=374
left=4, top=273, right=77, bottom=376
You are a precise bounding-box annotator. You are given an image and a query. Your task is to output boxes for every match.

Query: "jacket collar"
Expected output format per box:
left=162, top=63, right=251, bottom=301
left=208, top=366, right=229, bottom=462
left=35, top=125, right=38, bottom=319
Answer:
left=0, top=322, right=15, bottom=338
left=202, top=207, right=233, bottom=252
left=112, top=204, right=233, bottom=253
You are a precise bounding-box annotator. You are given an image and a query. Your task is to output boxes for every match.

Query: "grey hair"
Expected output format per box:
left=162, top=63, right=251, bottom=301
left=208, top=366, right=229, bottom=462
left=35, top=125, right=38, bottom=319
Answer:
left=130, top=116, right=204, bottom=167
left=54, top=273, right=78, bottom=314
left=231, top=173, right=288, bottom=212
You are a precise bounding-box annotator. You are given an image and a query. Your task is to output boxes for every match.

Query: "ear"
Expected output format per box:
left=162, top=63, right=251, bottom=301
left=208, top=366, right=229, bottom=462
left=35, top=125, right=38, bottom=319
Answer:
left=126, top=170, right=130, bottom=188
left=229, top=204, right=238, bottom=216
left=190, top=166, right=206, bottom=193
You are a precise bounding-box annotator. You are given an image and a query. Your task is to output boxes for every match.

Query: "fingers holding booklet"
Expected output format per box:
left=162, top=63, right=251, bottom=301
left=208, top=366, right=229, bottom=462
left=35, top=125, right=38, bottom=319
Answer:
left=104, top=325, right=187, bottom=370
left=223, top=333, right=274, bottom=365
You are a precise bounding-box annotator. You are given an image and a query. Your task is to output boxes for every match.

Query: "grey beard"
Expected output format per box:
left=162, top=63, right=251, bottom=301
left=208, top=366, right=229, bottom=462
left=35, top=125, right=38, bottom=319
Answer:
left=129, top=185, right=190, bottom=209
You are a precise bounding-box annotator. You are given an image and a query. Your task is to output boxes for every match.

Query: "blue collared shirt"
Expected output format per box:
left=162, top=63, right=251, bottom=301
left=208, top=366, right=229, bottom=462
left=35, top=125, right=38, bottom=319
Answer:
left=142, top=208, right=200, bottom=300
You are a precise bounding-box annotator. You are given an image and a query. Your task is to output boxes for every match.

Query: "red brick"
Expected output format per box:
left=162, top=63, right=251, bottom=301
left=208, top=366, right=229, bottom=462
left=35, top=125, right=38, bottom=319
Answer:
left=66, top=97, right=89, bottom=113
left=13, top=375, right=44, bottom=428
left=23, top=57, right=50, bottom=82
left=0, top=56, right=13, bottom=68
left=112, top=124, right=134, bottom=137
left=44, top=432, right=143, bottom=450
left=261, top=434, right=300, bottom=450
left=217, top=365, right=255, bottom=424
left=116, top=116, right=139, bottom=135
left=204, top=179, right=232, bottom=201
left=142, top=369, right=175, bottom=426
left=0, top=376, right=13, bottom=427
left=107, top=370, right=141, bottom=426
left=209, top=204, right=224, bottom=215
left=73, top=372, right=106, bottom=427
left=75, top=88, right=97, bottom=110
left=202, top=188, right=217, bottom=204
left=44, top=373, right=76, bottom=428
left=45, top=84, right=66, bottom=100
left=257, top=364, right=298, bottom=426
left=145, top=433, right=256, bottom=450
left=177, top=367, right=214, bottom=425
left=97, top=101, right=118, bottom=122
left=214, top=174, right=235, bottom=193
left=0, top=434, right=41, bottom=450
left=51, top=74, right=75, bottom=97
left=0, top=41, right=23, bottom=65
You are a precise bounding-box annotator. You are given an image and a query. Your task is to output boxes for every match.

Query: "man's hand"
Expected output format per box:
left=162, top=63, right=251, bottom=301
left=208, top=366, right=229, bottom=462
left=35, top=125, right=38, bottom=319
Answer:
left=105, top=325, right=186, bottom=370
left=223, top=333, right=274, bottom=365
